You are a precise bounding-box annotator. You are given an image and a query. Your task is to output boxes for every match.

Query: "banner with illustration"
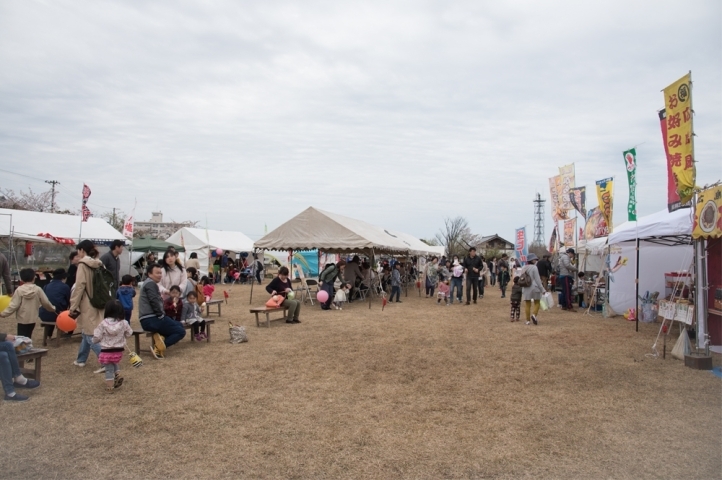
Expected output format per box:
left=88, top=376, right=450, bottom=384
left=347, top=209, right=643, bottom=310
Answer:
left=693, top=185, right=722, bottom=239
left=514, top=227, right=528, bottom=265
left=548, top=176, right=568, bottom=221
left=659, top=109, right=686, bottom=212
left=595, top=177, right=614, bottom=233
left=558, top=164, right=575, bottom=212
left=548, top=225, right=558, bottom=253
left=563, top=218, right=576, bottom=246
left=622, top=148, right=637, bottom=221
left=584, top=207, right=609, bottom=240
left=569, top=186, right=587, bottom=219
left=662, top=73, right=695, bottom=205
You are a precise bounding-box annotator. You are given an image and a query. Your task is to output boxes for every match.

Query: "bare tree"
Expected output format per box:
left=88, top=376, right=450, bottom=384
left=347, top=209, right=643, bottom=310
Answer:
left=99, top=210, right=126, bottom=233
left=435, top=217, right=481, bottom=258
left=0, top=188, right=53, bottom=212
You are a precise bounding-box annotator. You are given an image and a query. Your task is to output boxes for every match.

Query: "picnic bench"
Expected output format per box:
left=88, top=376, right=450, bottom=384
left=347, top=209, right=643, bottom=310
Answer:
left=131, top=319, right=216, bottom=353
left=17, top=348, right=49, bottom=382
left=250, top=305, right=289, bottom=328
left=41, top=321, right=82, bottom=347
left=205, top=299, right=223, bottom=317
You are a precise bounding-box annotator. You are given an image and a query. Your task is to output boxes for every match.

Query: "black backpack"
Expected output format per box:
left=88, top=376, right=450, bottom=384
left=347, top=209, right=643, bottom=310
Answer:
left=256, top=260, right=264, bottom=272
left=88, top=265, right=117, bottom=309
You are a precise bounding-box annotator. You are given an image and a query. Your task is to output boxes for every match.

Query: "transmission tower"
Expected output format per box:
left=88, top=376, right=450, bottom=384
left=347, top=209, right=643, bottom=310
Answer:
left=533, top=193, right=545, bottom=246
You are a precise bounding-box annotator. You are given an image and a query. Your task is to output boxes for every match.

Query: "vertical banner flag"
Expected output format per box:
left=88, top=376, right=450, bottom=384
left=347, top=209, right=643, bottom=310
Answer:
left=595, top=178, right=614, bottom=233
left=584, top=207, right=609, bottom=239
left=662, top=73, right=695, bottom=205
left=558, top=164, right=576, bottom=213
left=122, top=209, right=135, bottom=239
left=659, top=109, right=686, bottom=212
left=548, top=225, right=558, bottom=253
left=569, top=186, right=587, bottom=219
left=514, top=227, right=528, bottom=265
left=81, top=184, right=92, bottom=222
left=623, top=148, right=637, bottom=221
left=563, top=219, right=576, bottom=246
left=548, top=176, right=568, bottom=221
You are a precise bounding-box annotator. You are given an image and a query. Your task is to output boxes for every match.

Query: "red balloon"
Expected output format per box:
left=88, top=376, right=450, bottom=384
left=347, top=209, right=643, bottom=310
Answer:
left=56, top=311, right=77, bottom=333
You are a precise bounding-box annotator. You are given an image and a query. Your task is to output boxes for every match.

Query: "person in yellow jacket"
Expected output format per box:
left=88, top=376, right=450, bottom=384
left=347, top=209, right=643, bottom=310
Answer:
left=68, top=240, right=106, bottom=372
left=0, top=268, right=55, bottom=338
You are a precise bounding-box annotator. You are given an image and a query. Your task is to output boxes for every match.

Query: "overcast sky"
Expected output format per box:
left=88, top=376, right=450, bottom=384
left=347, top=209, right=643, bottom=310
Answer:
left=1, top=1, right=720, bottom=244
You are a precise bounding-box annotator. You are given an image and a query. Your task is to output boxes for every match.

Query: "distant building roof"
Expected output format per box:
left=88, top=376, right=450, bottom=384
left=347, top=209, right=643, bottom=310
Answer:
left=475, top=234, right=514, bottom=249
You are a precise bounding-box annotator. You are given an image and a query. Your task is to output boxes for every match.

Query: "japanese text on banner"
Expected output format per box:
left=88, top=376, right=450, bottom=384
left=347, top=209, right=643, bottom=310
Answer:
left=595, top=177, right=614, bottom=233
left=563, top=219, right=576, bottom=246
left=515, top=227, right=528, bottom=265
left=558, top=164, right=575, bottom=212
left=662, top=73, right=695, bottom=205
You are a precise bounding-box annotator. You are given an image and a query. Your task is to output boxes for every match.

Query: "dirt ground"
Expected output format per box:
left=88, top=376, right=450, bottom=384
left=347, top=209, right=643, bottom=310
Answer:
left=1, top=282, right=720, bottom=479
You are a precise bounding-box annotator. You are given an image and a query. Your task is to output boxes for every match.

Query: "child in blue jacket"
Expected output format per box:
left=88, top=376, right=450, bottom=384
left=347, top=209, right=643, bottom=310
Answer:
left=116, top=275, right=136, bottom=323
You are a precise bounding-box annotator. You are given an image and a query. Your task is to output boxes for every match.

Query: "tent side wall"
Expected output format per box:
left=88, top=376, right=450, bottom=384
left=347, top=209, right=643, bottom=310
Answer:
left=608, top=242, right=694, bottom=314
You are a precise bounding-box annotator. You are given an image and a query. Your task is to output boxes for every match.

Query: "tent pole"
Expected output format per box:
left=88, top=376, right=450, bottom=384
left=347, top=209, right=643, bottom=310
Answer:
left=369, top=248, right=374, bottom=309
left=405, top=252, right=409, bottom=297
left=249, top=249, right=257, bottom=305
left=635, top=237, right=640, bottom=332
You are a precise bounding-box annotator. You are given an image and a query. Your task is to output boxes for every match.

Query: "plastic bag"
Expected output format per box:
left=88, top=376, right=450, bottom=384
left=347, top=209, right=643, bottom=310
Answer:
left=539, top=297, right=549, bottom=311
left=229, top=324, right=248, bottom=344
left=543, top=291, right=554, bottom=309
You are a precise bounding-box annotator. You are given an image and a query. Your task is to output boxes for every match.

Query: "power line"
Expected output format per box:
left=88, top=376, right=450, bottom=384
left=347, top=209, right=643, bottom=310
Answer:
left=45, top=180, right=60, bottom=213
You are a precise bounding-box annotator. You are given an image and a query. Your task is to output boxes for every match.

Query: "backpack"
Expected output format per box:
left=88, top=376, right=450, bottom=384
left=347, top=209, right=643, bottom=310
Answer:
left=88, top=264, right=117, bottom=309
left=256, top=260, right=264, bottom=272
left=518, top=268, right=532, bottom=288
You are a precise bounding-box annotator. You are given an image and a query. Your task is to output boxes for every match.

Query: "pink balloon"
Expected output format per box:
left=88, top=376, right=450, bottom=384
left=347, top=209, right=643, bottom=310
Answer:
left=317, top=290, right=329, bottom=303
left=216, top=248, right=224, bottom=255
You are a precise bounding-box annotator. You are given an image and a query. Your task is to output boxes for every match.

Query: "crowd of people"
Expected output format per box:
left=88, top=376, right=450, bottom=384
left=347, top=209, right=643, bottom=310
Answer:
left=0, top=241, right=582, bottom=402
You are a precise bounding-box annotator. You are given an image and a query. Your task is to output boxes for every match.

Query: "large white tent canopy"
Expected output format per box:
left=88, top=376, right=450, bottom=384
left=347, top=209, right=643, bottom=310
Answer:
left=254, top=207, right=438, bottom=256
left=0, top=207, right=127, bottom=244
left=607, top=209, right=693, bottom=315
left=166, top=227, right=255, bottom=275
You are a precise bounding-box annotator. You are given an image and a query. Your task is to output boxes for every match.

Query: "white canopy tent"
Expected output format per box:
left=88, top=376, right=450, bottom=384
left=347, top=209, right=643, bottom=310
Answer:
left=0, top=208, right=127, bottom=245
left=607, top=209, right=693, bottom=317
left=578, top=237, right=608, bottom=273
left=166, top=227, right=255, bottom=276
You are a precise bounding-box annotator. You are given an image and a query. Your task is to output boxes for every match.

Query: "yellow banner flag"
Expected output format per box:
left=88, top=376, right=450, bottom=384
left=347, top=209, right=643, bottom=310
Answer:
left=663, top=73, right=695, bottom=204
left=693, top=185, right=722, bottom=239
left=595, top=177, right=614, bottom=233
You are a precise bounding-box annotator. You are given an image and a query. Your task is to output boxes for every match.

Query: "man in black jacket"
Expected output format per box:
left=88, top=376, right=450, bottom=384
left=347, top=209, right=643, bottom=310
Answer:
left=100, top=239, right=124, bottom=289
left=139, top=263, right=186, bottom=359
left=536, top=254, right=552, bottom=292
left=462, top=247, right=483, bottom=305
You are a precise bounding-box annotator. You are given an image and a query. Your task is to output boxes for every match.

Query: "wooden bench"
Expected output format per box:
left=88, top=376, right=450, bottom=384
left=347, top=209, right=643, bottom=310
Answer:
left=250, top=305, right=290, bottom=328
left=17, top=348, right=49, bottom=382
left=132, top=319, right=216, bottom=352
left=205, top=299, right=223, bottom=317
left=41, top=321, right=82, bottom=347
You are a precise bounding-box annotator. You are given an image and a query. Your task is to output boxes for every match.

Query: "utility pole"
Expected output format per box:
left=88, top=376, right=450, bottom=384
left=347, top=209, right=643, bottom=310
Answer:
left=112, top=208, right=116, bottom=228
left=44, top=180, right=60, bottom=213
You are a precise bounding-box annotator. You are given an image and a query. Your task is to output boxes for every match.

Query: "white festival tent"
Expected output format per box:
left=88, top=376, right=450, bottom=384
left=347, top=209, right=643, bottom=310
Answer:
left=606, top=208, right=693, bottom=315
left=578, top=237, right=608, bottom=274
left=254, top=207, right=439, bottom=256
left=166, top=227, right=255, bottom=276
left=0, top=208, right=127, bottom=245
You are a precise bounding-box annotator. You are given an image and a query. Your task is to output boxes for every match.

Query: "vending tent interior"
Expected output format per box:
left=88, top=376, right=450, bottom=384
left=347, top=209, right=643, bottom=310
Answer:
left=166, top=227, right=254, bottom=276
left=252, top=207, right=433, bottom=302
left=607, top=208, right=693, bottom=319
left=578, top=237, right=608, bottom=274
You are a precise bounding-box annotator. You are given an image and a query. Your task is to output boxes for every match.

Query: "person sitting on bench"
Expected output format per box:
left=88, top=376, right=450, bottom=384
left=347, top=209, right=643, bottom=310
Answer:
left=265, top=266, right=302, bottom=324
left=0, top=332, right=40, bottom=402
left=139, top=263, right=186, bottom=359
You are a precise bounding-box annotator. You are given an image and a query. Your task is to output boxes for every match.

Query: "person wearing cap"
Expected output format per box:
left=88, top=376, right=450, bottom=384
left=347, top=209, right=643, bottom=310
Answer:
left=39, top=268, right=71, bottom=339
left=520, top=253, right=545, bottom=325
left=558, top=248, right=578, bottom=312
left=536, top=254, right=553, bottom=292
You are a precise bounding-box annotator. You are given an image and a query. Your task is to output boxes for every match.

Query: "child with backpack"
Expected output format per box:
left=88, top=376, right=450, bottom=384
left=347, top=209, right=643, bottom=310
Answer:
left=116, top=275, right=136, bottom=323
left=510, top=276, right=522, bottom=322
left=92, top=300, right=133, bottom=393
left=0, top=268, right=56, bottom=338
